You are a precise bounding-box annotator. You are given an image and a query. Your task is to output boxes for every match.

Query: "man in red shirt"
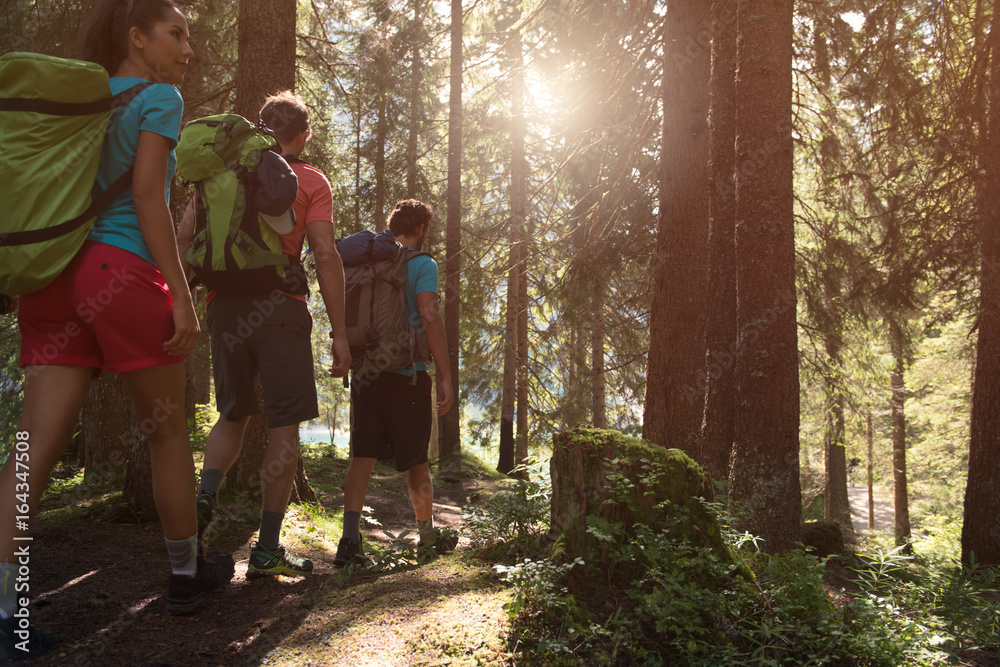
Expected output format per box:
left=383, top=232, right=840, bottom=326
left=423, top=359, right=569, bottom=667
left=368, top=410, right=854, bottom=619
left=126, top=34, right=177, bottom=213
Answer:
left=187, top=91, right=351, bottom=577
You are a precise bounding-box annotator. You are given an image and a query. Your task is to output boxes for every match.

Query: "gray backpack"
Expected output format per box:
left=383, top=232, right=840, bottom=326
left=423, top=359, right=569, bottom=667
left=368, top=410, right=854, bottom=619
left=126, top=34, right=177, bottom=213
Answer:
left=338, top=229, right=431, bottom=381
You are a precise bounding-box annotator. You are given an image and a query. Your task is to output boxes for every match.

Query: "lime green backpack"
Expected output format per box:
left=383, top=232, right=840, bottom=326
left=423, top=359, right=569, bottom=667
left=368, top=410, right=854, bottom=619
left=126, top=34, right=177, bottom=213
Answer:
left=176, top=114, right=307, bottom=295
left=0, top=52, right=151, bottom=295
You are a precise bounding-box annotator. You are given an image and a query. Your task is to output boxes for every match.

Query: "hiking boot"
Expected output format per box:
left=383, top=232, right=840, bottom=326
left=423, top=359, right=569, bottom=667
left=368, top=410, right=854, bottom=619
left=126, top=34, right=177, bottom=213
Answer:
left=196, top=491, right=216, bottom=537
left=0, top=615, right=56, bottom=662
left=166, top=553, right=235, bottom=615
left=246, top=543, right=313, bottom=578
left=418, top=527, right=459, bottom=559
left=333, top=536, right=368, bottom=568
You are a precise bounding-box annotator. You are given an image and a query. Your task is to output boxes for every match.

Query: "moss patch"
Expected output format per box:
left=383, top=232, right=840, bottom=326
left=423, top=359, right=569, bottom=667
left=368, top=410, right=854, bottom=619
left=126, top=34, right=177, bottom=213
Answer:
left=548, top=427, right=747, bottom=582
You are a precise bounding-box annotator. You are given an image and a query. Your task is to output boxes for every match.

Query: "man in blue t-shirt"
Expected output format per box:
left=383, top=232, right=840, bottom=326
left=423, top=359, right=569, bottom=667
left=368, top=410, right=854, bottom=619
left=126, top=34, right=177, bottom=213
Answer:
left=334, top=200, right=456, bottom=566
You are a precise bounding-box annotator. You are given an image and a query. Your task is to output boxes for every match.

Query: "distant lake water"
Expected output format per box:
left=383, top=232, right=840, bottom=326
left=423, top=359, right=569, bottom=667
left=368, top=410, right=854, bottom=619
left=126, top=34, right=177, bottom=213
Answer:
left=299, top=425, right=349, bottom=446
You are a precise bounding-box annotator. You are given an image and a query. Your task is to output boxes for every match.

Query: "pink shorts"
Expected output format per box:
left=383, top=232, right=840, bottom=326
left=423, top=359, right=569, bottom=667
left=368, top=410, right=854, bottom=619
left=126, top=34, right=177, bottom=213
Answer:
left=18, top=241, right=184, bottom=375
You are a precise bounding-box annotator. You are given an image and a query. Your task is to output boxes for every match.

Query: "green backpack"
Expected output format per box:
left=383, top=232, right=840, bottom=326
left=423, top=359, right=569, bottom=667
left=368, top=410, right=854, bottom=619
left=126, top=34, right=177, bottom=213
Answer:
left=0, top=52, right=151, bottom=295
left=176, top=114, right=306, bottom=295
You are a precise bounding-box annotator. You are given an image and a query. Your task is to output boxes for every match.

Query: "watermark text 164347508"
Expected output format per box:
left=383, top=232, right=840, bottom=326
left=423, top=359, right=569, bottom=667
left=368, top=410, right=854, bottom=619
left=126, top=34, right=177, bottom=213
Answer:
left=12, top=430, right=34, bottom=654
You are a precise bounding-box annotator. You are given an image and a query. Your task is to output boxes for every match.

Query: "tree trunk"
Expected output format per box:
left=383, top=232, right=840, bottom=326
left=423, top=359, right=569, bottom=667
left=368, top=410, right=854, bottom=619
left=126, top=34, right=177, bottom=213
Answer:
left=867, top=410, right=875, bottom=531
left=226, top=382, right=268, bottom=493
left=728, top=0, right=801, bottom=553
left=642, top=0, right=712, bottom=459
left=890, top=334, right=911, bottom=550
left=511, top=30, right=530, bottom=471
left=963, top=0, right=1000, bottom=567
left=233, top=0, right=296, bottom=119
left=406, top=0, right=423, bottom=197
left=823, top=338, right=853, bottom=539
left=228, top=0, right=313, bottom=502
left=120, top=420, right=156, bottom=521
left=288, top=447, right=318, bottom=504
left=439, top=0, right=463, bottom=461
left=184, top=317, right=210, bottom=421
left=355, top=94, right=363, bottom=229
left=374, top=49, right=388, bottom=225
left=591, top=285, right=606, bottom=429
left=701, top=0, right=738, bottom=483
left=429, top=375, right=440, bottom=459
left=499, top=229, right=518, bottom=475
left=81, top=374, right=132, bottom=484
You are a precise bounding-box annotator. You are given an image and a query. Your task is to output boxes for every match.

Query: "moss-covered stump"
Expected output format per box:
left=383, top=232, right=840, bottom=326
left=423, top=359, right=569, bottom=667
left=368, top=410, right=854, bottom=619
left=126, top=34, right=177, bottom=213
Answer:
left=802, top=521, right=845, bottom=558
left=549, top=428, right=742, bottom=583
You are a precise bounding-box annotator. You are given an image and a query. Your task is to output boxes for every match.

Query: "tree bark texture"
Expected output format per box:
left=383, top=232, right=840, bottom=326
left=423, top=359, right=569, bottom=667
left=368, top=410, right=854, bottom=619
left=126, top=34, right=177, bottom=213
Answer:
left=406, top=0, right=424, bottom=198
left=510, top=30, right=530, bottom=470
left=499, top=232, right=518, bottom=475
left=120, top=421, right=155, bottom=521
left=233, top=0, right=296, bottom=120
left=184, top=321, right=210, bottom=421
left=823, top=346, right=853, bottom=539
left=80, top=374, right=132, bottom=484
left=890, top=337, right=912, bottom=549
left=226, top=382, right=268, bottom=493
left=728, top=0, right=802, bottom=553
left=591, top=286, right=607, bottom=429
left=701, top=0, right=738, bottom=483
left=963, top=0, right=1000, bottom=567
left=374, top=45, right=389, bottom=225
left=288, top=447, right=318, bottom=504
left=643, top=0, right=712, bottom=460
left=439, top=0, right=463, bottom=460
left=867, top=411, right=875, bottom=531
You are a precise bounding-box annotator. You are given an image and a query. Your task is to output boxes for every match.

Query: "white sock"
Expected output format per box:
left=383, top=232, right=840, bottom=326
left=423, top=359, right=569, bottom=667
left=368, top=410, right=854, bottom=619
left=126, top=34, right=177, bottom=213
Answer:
left=165, top=534, right=199, bottom=577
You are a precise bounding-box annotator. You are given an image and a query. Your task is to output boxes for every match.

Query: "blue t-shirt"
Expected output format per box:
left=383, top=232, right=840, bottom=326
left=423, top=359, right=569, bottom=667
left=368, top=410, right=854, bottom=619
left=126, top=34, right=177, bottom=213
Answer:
left=87, top=79, right=184, bottom=265
left=390, top=251, right=438, bottom=376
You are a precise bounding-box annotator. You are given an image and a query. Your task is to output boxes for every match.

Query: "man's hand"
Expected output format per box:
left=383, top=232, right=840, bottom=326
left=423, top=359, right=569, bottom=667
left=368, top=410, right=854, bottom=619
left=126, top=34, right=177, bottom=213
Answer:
left=329, top=335, right=352, bottom=377
left=436, top=377, right=454, bottom=415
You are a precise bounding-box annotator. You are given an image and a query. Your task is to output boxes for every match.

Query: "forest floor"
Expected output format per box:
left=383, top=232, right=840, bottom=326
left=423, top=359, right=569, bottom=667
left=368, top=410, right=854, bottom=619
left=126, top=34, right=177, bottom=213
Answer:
left=12, top=447, right=515, bottom=666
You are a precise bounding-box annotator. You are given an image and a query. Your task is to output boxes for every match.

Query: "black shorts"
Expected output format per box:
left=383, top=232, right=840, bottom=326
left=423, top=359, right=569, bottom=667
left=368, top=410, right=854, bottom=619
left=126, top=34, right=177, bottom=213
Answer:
left=207, top=292, right=319, bottom=428
left=351, top=371, right=431, bottom=471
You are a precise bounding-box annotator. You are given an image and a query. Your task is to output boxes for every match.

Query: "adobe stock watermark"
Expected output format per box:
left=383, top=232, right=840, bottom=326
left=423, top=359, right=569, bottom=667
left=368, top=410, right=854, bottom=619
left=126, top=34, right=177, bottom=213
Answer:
left=21, top=266, right=138, bottom=379
left=348, top=325, right=430, bottom=392
left=218, top=289, right=292, bottom=353
left=679, top=288, right=797, bottom=405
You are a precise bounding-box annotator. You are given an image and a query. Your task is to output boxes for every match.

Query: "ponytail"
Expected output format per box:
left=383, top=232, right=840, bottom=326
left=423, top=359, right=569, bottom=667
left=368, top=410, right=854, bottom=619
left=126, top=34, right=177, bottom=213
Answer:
left=77, top=0, right=182, bottom=74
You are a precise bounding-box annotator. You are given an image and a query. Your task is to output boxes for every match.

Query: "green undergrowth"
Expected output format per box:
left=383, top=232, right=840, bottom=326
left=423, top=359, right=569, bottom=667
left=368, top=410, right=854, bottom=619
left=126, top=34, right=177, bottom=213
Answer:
left=468, top=429, right=1000, bottom=667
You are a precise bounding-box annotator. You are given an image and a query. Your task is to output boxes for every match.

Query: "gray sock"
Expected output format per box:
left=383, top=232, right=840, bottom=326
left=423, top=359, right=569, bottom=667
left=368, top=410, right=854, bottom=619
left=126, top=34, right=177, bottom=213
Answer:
left=342, top=511, right=362, bottom=543
left=0, top=563, right=17, bottom=619
left=198, top=468, right=225, bottom=498
left=165, top=534, right=198, bottom=577
left=417, top=517, right=435, bottom=543
left=258, top=511, right=284, bottom=550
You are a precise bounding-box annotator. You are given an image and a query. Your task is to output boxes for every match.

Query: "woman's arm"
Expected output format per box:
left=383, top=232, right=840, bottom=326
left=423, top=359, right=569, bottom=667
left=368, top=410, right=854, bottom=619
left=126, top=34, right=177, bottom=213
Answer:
left=132, top=129, right=199, bottom=355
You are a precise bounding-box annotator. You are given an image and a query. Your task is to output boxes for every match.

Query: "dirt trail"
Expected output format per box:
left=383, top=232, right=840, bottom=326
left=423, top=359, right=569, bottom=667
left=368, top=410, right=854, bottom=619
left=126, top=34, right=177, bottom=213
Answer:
left=15, top=460, right=513, bottom=666
left=847, top=484, right=894, bottom=534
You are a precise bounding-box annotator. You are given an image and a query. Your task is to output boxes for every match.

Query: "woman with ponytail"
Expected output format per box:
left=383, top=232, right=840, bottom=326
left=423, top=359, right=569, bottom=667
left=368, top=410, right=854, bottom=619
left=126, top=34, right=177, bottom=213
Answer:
left=0, top=0, right=233, bottom=657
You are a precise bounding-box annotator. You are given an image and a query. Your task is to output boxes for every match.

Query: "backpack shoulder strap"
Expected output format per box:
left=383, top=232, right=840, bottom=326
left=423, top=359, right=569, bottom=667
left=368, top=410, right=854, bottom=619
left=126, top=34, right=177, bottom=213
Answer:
left=0, top=168, right=134, bottom=247
left=404, top=249, right=432, bottom=262
left=0, top=81, right=153, bottom=247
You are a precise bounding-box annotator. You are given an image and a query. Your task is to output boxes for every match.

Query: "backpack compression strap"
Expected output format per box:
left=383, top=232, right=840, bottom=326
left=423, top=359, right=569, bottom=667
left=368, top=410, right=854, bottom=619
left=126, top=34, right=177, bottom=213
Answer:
left=0, top=82, right=154, bottom=248
left=0, top=80, right=152, bottom=115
